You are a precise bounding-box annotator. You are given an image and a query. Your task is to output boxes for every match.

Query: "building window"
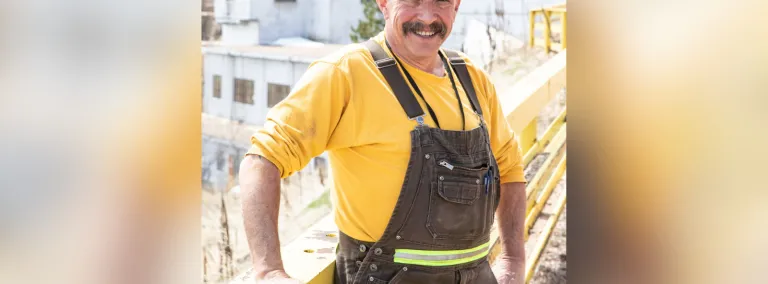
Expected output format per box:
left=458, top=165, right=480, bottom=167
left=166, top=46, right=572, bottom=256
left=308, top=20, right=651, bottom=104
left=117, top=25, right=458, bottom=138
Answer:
left=267, top=83, right=291, bottom=107
left=213, top=75, right=221, bottom=98
left=234, top=78, right=254, bottom=104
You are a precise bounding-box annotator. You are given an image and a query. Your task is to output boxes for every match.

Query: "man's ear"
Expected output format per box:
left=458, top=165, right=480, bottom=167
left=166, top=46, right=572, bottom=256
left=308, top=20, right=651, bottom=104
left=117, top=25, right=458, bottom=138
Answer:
left=455, top=0, right=462, bottom=12
left=376, top=0, right=389, bottom=18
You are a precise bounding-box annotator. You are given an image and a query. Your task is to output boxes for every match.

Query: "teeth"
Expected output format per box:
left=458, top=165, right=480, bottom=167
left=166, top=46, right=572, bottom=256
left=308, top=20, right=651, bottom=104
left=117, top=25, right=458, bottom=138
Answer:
left=415, top=31, right=435, bottom=37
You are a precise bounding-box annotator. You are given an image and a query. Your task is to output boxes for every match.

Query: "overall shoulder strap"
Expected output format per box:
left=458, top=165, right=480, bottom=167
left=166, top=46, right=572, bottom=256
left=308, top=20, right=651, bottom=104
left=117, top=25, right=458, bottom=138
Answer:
left=442, top=49, right=483, bottom=116
left=363, top=40, right=425, bottom=120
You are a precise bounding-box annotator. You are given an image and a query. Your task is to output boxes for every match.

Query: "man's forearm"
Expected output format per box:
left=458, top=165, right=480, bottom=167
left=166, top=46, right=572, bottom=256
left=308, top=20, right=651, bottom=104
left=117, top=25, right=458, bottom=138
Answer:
left=239, top=154, right=286, bottom=279
left=494, top=182, right=527, bottom=283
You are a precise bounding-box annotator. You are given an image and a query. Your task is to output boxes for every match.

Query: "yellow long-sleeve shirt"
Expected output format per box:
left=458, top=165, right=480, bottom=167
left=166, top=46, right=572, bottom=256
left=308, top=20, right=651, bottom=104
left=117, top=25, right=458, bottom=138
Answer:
left=247, top=32, right=525, bottom=242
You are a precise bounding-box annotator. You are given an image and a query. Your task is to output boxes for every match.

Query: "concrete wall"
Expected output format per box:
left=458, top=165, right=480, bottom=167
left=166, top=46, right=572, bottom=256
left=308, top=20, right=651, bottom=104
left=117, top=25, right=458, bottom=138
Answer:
left=221, top=21, right=260, bottom=44
left=202, top=53, right=310, bottom=126
left=249, top=0, right=362, bottom=44
left=214, top=0, right=253, bottom=22
left=309, top=0, right=332, bottom=42
left=251, top=0, right=310, bottom=44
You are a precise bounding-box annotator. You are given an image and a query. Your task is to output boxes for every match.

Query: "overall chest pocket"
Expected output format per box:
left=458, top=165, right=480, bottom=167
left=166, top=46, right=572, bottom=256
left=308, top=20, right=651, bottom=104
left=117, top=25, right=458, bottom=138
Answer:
left=426, top=159, right=493, bottom=240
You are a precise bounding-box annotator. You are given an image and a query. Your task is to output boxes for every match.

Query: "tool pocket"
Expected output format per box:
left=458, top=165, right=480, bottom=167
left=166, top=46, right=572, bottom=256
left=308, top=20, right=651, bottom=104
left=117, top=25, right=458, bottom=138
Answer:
left=427, top=159, right=492, bottom=240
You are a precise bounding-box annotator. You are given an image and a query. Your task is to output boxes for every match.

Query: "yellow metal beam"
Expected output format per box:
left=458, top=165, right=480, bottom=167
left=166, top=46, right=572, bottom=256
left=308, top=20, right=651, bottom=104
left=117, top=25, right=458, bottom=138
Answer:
left=489, top=124, right=566, bottom=263
left=529, top=10, right=536, bottom=48
left=548, top=7, right=567, bottom=13
left=523, top=108, right=566, bottom=166
left=529, top=3, right=566, bottom=53
left=544, top=10, right=552, bottom=53
left=525, top=155, right=566, bottom=231
left=561, top=12, right=567, bottom=49
left=501, top=51, right=566, bottom=134
left=525, top=193, right=567, bottom=283
left=519, top=118, right=538, bottom=155
left=255, top=215, right=338, bottom=284
left=524, top=125, right=566, bottom=214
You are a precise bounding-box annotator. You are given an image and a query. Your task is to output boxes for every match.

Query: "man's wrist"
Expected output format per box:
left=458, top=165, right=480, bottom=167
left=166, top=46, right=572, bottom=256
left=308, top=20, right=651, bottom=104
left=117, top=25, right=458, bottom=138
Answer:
left=496, top=254, right=525, bottom=263
left=254, top=268, right=289, bottom=280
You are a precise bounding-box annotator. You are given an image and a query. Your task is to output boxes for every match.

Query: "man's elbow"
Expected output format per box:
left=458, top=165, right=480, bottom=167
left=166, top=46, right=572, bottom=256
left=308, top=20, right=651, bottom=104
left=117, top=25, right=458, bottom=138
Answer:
left=240, top=153, right=277, bottom=170
left=238, top=154, right=281, bottom=189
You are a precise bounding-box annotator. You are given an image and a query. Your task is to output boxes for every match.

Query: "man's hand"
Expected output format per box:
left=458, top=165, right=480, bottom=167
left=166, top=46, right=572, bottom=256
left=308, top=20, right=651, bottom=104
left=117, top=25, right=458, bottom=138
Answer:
left=493, top=182, right=527, bottom=284
left=254, top=270, right=305, bottom=284
left=492, top=256, right=525, bottom=284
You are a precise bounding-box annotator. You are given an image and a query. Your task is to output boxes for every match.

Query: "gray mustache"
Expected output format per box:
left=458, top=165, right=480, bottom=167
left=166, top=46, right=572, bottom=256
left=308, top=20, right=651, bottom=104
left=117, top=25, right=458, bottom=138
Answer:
left=402, top=21, right=447, bottom=38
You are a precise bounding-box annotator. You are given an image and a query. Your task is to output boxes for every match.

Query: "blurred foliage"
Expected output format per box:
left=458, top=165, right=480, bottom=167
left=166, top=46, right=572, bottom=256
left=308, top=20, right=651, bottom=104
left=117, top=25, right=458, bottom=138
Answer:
left=350, top=0, right=385, bottom=42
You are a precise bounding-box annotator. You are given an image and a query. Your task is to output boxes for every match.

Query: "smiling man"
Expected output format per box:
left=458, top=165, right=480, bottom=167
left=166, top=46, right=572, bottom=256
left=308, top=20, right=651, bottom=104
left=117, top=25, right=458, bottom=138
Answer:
left=239, top=0, right=527, bottom=283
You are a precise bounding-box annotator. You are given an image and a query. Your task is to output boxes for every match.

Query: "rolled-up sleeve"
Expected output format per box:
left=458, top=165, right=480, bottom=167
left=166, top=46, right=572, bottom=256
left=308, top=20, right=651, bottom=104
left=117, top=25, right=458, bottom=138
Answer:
left=246, top=61, right=350, bottom=178
left=484, top=79, right=526, bottom=184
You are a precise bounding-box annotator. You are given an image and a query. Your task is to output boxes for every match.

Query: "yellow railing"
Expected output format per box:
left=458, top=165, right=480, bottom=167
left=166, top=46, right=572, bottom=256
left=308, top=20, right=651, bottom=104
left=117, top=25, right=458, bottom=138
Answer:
left=491, top=50, right=567, bottom=283
left=231, top=51, right=568, bottom=284
left=529, top=3, right=567, bottom=53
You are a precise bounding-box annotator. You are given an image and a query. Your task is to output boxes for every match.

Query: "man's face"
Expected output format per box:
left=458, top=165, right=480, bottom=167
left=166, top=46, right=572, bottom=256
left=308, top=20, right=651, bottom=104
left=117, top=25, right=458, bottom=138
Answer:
left=379, top=0, right=460, bottom=58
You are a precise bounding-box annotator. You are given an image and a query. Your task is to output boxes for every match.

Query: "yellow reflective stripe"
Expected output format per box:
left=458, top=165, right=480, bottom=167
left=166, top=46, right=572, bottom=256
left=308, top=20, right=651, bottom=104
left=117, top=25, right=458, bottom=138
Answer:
left=392, top=241, right=491, bottom=267
left=393, top=249, right=489, bottom=267
left=395, top=241, right=490, bottom=256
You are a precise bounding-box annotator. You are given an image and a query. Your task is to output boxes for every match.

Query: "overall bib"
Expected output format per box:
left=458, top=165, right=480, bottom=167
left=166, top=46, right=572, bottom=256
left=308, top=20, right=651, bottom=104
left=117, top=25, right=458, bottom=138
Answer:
left=333, top=40, right=502, bottom=284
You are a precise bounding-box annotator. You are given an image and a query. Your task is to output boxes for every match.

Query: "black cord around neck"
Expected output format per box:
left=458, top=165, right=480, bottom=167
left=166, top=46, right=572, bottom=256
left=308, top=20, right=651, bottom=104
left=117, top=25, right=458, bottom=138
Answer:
left=384, top=40, right=465, bottom=130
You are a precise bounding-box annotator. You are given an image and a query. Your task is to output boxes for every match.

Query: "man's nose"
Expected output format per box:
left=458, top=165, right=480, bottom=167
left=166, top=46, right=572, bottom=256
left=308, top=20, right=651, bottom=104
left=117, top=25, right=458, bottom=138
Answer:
left=414, top=4, right=439, bottom=25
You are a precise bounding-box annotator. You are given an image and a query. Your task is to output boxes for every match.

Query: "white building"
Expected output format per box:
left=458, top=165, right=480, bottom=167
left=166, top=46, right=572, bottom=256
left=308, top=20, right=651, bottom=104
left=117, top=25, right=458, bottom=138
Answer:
left=201, top=42, right=340, bottom=190
left=202, top=0, right=353, bottom=190
left=214, top=0, right=364, bottom=45
left=202, top=42, right=343, bottom=125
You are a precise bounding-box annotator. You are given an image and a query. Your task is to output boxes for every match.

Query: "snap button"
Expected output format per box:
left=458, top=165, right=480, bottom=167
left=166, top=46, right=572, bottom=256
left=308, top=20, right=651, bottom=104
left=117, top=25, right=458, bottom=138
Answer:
left=374, top=248, right=382, bottom=255
left=439, top=176, right=444, bottom=180
left=369, top=276, right=374, bottom=282
left=425, top=154, right=430, bottom=159
left=359, top=244, right=367, bottom=252
left=476, top=179, right=480, bottom=184
left=356, top=260, right=362, bottom=267
left=396, top=235, right=402, bottom=240
left=370, top=264, right=378, bottom=271
left=403, top=266, right=408, bottom=271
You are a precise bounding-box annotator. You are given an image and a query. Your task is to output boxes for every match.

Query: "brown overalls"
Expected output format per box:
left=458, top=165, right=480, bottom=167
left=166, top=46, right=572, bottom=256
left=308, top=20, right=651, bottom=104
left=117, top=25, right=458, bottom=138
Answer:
left=333, top=40, right=501, bottom=284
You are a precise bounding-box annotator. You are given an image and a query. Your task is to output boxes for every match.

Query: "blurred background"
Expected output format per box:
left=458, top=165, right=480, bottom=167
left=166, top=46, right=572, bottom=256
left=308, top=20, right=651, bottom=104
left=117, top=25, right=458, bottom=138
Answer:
left=0, top=0, right=765, bottom=283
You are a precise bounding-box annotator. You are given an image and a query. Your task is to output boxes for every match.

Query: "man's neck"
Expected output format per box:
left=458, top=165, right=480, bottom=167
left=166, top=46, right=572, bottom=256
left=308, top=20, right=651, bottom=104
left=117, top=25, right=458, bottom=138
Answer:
left=385, top=35, right=445, bottom=77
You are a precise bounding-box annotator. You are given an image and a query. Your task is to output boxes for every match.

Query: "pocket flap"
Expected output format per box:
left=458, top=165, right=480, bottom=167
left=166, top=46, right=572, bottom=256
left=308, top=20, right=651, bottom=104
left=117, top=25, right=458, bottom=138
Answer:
left=438, top=180, right=480, bottom=205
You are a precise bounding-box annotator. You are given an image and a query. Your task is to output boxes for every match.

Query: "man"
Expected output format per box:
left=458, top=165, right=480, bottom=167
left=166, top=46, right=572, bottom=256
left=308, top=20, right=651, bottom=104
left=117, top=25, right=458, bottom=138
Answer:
left=239, top=0, right=527, bottom=283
